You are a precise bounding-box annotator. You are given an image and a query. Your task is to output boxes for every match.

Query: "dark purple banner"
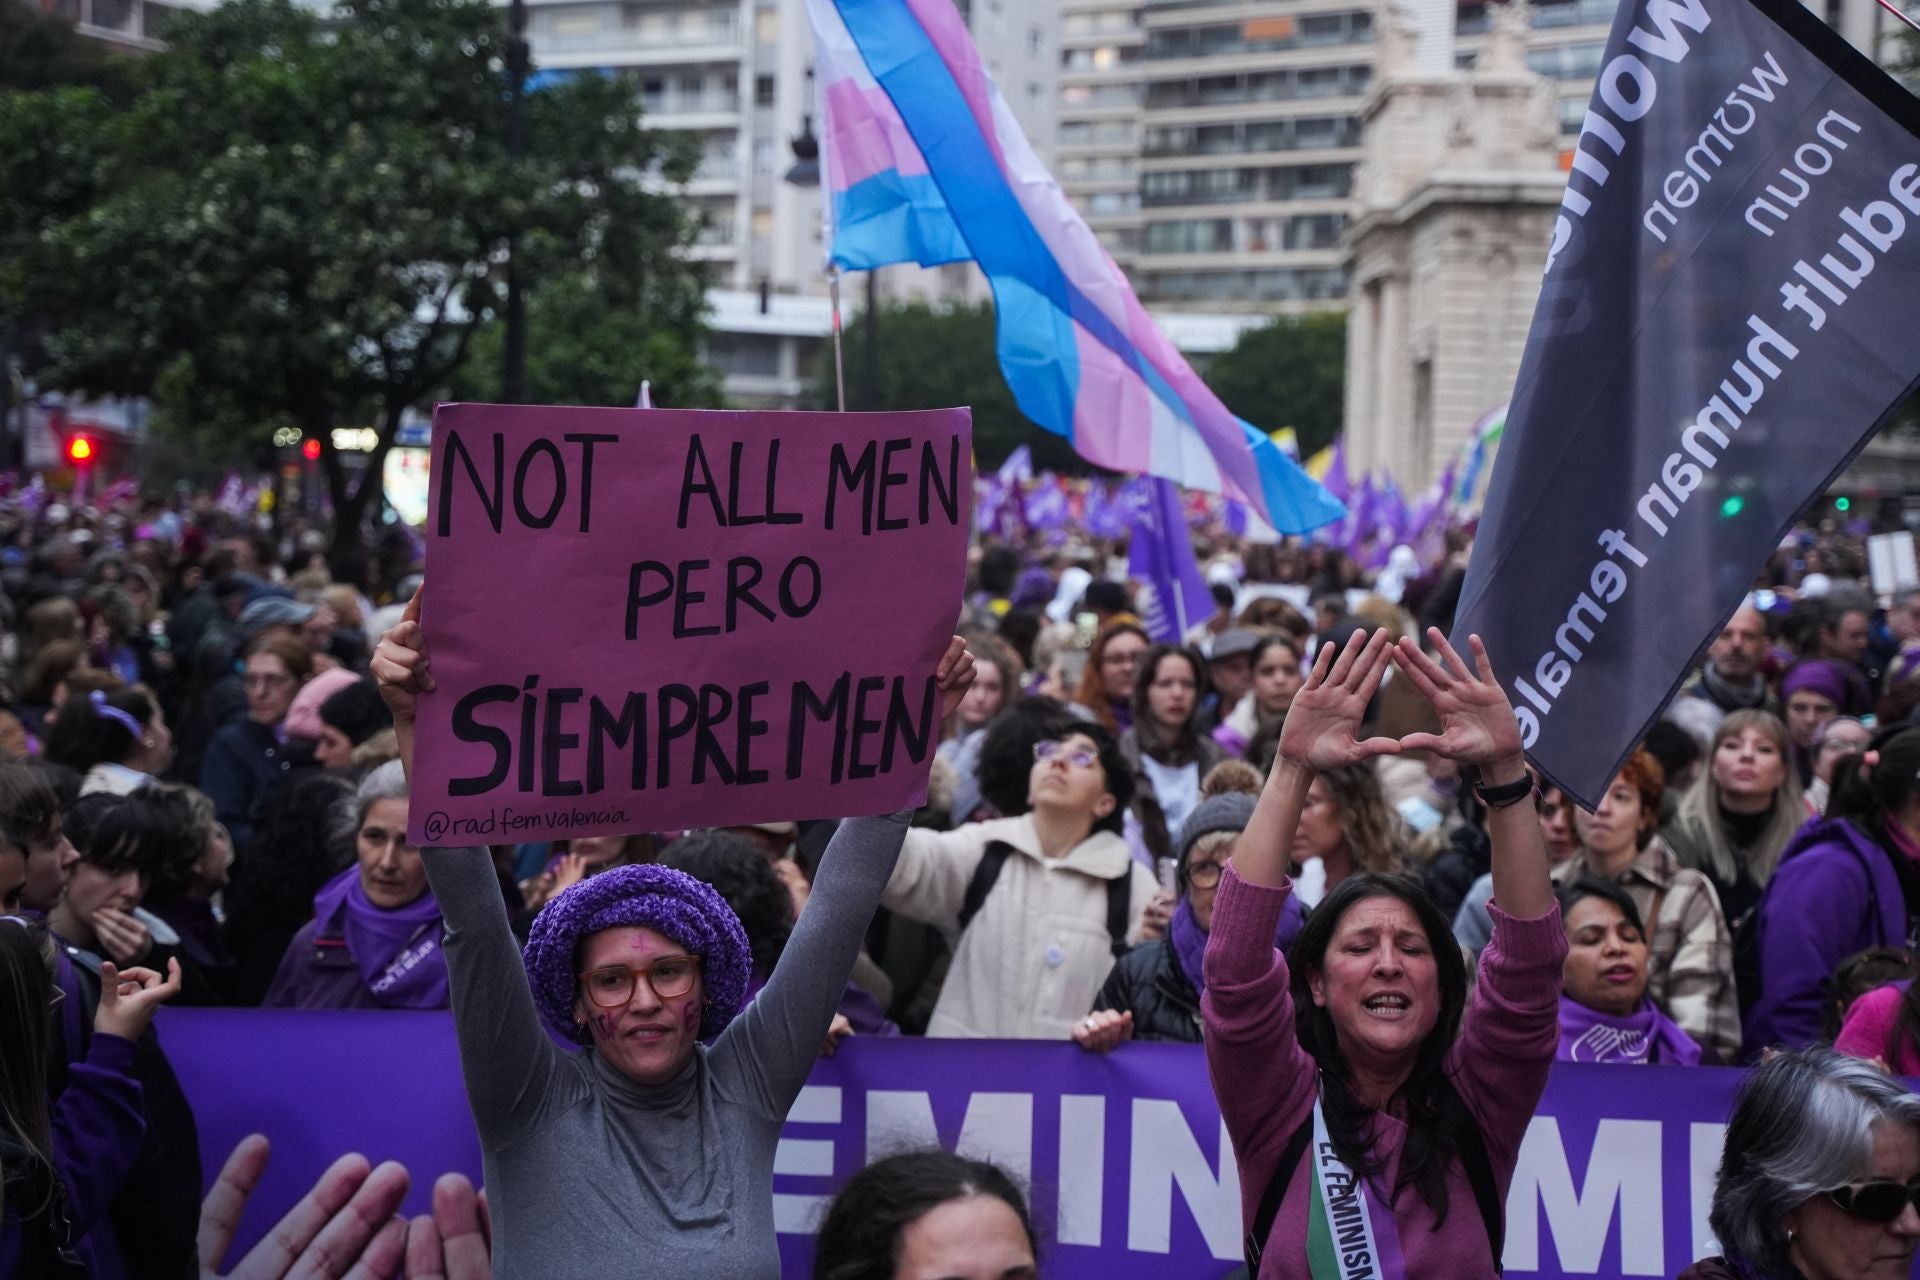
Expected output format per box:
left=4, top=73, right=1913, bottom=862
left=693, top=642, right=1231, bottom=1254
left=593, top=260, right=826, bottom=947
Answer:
left=162, top=1008, right=1752, bottom=1277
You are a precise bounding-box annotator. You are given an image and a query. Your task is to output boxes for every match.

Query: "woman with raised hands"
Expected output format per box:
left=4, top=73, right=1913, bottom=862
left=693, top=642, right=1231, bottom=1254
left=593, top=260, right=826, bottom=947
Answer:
left=1205, top=628, right=1565, bottom=1278
left=371, top=592, right=973, bottom=1280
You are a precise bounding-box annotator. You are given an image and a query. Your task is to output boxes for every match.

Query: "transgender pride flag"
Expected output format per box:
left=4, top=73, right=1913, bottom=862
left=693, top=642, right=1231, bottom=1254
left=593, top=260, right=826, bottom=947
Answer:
left=803, top=0, right=1344, bottom=534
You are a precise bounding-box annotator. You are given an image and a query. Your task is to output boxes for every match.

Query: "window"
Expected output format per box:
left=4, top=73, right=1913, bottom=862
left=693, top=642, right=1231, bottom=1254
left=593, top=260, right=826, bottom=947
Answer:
left=753, top=137, right=774, bottom=174
left=1027, top=24, right=1044, bottom=54
left=755, top=74, right=775, bottom=105
left=754, top=8, right=778, bottom=42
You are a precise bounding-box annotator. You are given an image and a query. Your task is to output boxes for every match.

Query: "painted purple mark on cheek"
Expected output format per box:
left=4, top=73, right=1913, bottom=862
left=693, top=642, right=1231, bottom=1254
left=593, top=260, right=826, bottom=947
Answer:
left=679, top=1001, right=700, bottom=1034
left=591, top=1011, right=620, bottom=1040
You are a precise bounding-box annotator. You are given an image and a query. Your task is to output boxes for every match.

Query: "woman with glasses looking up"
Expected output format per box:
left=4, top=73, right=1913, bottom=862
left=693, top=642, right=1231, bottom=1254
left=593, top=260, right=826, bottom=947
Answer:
left=881, top=722, right=1159, bottom=1039
left=200, top=632, right=313, bottom=851
left=372, top=595, right=974, bottom=1280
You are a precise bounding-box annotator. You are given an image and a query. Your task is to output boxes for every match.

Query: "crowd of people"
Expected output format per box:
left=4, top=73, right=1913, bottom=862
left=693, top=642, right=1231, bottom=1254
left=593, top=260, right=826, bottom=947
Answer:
left=3, top=488, right=1920, bottom=1279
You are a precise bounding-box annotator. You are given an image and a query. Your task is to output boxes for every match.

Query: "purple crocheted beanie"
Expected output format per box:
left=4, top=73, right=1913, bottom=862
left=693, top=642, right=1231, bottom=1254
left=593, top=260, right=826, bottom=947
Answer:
left=521, top=862, right=752, bottom=1045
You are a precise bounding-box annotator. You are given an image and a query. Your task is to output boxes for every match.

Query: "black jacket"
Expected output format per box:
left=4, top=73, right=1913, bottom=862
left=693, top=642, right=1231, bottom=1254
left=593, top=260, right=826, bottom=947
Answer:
left=1422, top=823, right=1491, bottom=927
left=1092, top=938, right=1202, bottom=1044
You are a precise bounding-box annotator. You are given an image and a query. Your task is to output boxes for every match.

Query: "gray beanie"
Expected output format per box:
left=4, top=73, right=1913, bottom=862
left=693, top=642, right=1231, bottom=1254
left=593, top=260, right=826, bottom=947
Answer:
left=1177, top=791, right=1257, bottom=866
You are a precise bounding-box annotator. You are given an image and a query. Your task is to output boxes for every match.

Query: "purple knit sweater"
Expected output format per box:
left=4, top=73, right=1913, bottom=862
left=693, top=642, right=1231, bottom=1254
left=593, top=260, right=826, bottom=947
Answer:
left=1201, top=866, right=1567, bottom=1279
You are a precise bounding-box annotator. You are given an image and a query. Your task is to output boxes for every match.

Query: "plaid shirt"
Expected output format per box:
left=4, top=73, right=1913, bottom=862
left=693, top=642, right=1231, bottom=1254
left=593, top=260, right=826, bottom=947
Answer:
left=1554, top=836, right=1741, bottom=1065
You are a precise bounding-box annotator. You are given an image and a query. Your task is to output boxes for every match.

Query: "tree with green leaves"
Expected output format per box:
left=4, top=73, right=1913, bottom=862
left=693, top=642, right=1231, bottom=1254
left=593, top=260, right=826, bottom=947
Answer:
left=0, top=0, right=710, bottom=571
left=811, top=295, right=1100, bottom=474
left=1204, top=311, right=1348, bottom=460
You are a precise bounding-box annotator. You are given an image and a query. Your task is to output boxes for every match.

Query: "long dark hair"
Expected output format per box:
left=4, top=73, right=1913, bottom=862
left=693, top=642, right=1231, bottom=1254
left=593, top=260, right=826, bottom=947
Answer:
left=1128, top=644, right=1210, bottom=765
left=811, top=1149, right=1038, bottom=1280
left=0, top=920, right=54, bottom=1215
left=1288, top=873, right=1473, bottom=1220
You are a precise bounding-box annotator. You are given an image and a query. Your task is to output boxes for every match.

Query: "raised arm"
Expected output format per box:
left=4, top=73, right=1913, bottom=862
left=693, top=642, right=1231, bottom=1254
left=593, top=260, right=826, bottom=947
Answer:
left=373, top=591, right=566, bottom=1142
left=1230, top=628, right=1401, bottom=888
left=1206, top=629, right=1398, bottom=1175
left=714, top=638, right=973, bottom=1115
left=1393, top=630, right=1552, bottom=920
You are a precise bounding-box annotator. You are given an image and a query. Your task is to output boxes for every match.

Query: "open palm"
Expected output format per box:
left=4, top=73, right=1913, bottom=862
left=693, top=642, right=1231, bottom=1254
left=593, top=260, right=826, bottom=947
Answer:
left=1277, top=629, right=1403, bottom=771
left=1391, top=630, right=1523, bottom=768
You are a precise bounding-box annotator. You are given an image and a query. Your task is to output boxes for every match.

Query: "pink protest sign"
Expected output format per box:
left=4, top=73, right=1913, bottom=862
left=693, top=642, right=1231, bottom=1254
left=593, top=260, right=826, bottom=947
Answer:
left=408, top=403, right=972, bottom=846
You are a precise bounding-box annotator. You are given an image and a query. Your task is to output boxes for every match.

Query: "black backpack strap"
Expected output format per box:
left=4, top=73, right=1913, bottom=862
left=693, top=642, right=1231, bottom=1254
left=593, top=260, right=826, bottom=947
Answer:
left=1245, top=1114, right=1314, bottom=1272
left=1241, top=1106, right=1505, bottom=1275
left=956, top=841, right=1016, bottom=935
left=1106, top=872, right=1132, bottom=957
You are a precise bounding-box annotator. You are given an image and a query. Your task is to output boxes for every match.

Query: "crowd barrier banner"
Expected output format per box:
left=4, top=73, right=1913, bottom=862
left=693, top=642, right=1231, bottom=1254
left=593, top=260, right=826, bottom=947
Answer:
left=164, top=1009, right=1747, bottom=1277
left=408, top=404, right=972, bottom=845
left=1450, top=0, right=1920, bottom=808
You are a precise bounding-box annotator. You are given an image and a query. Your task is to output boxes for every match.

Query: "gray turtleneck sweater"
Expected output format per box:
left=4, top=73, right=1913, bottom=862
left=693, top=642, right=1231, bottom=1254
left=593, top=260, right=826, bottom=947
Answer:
left=421, top=811, right=909, bottom=1280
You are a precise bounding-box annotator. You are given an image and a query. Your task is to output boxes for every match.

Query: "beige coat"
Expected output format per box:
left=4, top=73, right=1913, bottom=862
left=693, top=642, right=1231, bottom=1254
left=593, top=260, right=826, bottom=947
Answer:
left=882, top=814, right=1158, bottom=1039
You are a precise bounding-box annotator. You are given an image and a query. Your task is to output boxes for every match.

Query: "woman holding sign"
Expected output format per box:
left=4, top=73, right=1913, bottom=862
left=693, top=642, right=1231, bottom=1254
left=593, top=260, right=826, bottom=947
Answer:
left=1207, top=628, right=1564, bottom=1278
left=372, top=594, right=974, bottom=1280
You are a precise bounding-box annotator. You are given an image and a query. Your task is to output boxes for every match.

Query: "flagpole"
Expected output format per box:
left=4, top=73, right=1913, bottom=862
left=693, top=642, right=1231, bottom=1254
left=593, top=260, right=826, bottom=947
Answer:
left=829, top=268, right=847, bottom=413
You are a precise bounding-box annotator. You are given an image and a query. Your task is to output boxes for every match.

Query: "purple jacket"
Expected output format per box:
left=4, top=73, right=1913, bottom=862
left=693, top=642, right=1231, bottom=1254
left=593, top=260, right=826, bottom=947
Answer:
left=261, top=917, right=393, bottom=1010
left=1, top=1033, right=145, bottom=1280
left=1744, top=817, right=1908, bottom=1059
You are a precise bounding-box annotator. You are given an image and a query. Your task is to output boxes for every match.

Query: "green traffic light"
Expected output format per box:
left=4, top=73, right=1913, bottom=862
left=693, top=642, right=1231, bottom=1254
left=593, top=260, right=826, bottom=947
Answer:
left=1836, top=496, right=1852, bottom=512
left=1719, top=495, right=1744, bottom=518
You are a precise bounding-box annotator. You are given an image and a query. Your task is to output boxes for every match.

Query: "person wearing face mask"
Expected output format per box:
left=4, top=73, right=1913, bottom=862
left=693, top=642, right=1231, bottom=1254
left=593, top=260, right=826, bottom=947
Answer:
left=1553, top=877, right=1701, bottom=1066
left=264, top=760, right=447, bottom=1010
left=1685, top=1047, right=1920, bottom=1280
left=1665, top=710, right=1805, bottom=927
left=200, top=633, right=313, bottom=851
left=1207, top=628, right=1565, bottom=1278
left=1746, top=727, right=1920, bottom=1057
left=1120, top=644, right=1225, bottom=863
left=1215, top=635, right=1303, bottom=766
left=1072, top=761, right=1305, bottom=1051
left=882, top=722, right=1157, bottom=1038
left=371, top=595, right=973, bottom=1279
left=810, top=1150, right=1038, bottom=1280
left=1550, top=748, right=1740, bottom=1064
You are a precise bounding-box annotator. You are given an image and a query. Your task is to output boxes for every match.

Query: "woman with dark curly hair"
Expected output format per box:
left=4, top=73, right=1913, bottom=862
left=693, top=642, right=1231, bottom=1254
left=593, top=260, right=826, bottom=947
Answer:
left=371, top=596, right=972, bottom=1279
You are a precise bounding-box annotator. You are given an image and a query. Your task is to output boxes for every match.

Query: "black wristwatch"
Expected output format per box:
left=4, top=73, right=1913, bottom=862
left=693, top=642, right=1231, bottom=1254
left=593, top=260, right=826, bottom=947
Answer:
left=1471, top=765, right=1536, bottom=809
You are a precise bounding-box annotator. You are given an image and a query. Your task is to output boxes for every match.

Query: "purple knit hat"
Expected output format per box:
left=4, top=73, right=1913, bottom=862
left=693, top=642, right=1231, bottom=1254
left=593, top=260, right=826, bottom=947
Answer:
left=1780, top=658, right=1865, bottom=714
left=522, top=863, right=751, bottom=1045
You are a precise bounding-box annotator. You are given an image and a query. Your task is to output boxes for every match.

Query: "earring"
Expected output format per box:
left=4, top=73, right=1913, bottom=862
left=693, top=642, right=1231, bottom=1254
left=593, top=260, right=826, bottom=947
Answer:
left=143, top=738, right=156, bottom=748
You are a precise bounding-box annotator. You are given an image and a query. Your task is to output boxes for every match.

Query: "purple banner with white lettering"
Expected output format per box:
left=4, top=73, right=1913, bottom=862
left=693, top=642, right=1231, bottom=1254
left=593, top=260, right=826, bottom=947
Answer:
left=162, top=1009, right=1749, bottom=1277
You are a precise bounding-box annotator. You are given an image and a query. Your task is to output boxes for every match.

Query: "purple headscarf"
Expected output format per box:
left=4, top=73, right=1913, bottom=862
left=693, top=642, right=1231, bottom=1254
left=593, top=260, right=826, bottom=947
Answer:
left=311, top=866, right=449, bottom=1010
left=522, top=862, right=751, bottom=1044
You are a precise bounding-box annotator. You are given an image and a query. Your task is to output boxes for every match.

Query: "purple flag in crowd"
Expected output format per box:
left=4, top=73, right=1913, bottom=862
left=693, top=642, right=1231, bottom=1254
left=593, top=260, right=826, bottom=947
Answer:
left=1023, top=475, right=1070, bottom=530
left=1128, top=476, right=1213, bottom=642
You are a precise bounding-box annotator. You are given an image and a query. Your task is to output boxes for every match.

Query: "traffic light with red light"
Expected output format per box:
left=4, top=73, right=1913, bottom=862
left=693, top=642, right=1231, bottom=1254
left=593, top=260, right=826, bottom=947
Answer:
left=303, top=437, right=322, bottom=461
left=66, top=434, right=94, bottom=466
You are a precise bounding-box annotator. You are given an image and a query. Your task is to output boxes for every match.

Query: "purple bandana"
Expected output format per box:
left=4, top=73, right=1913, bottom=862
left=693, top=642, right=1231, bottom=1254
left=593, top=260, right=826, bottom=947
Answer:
left=1555, top=995, right=1702, bottom=1065
left=311, top=866, right=449, bottom=1010
left=1170, top=898, right=1208, bottom=996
